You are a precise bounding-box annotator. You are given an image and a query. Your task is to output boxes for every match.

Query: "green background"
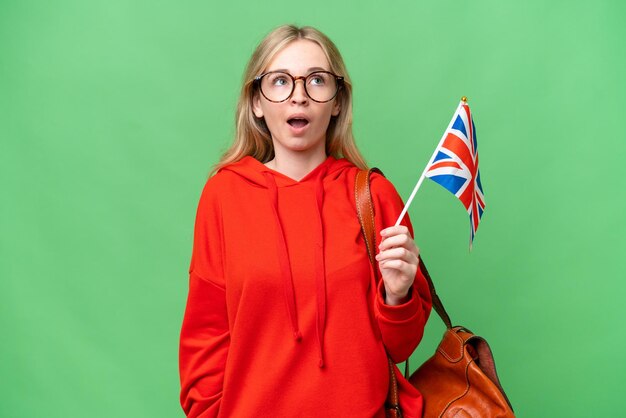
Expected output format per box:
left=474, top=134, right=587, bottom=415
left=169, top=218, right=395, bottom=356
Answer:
left=1, top=0, right=624, bottom=416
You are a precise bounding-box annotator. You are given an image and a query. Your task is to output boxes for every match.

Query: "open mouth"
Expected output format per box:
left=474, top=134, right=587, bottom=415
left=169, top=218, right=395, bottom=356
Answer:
left=287, top=117, right=309, bottom=129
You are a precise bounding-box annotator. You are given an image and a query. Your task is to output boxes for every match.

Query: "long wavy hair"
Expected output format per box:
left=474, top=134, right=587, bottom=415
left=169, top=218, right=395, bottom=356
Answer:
left=211, top=25, right=367, bottom=175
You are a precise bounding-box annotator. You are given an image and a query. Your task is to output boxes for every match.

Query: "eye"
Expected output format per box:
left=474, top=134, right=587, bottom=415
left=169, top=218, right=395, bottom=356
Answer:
left=274, top=77, right=288, bottom=86
left=308, top=73, right=327, bottom=86
left=267, top=73, right=291, bottom=87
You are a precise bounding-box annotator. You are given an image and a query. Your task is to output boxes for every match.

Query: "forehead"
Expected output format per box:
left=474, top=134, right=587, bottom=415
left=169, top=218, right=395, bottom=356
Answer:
left=266, top=39, right=330, bottom=74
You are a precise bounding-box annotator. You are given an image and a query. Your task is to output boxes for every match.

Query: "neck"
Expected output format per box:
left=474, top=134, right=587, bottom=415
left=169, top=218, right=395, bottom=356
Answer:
left=265, top=148, right=327, bottom=181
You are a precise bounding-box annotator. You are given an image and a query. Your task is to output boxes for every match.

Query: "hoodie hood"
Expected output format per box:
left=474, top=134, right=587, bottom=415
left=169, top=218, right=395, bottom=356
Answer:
left=220, top=155, right=356, bottom=368
left=219, top=155, right=355, bottom=188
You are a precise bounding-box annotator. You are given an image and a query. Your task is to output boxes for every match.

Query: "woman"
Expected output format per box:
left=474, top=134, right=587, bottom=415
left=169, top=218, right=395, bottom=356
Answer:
left=179, top=25, right=432, bottom=418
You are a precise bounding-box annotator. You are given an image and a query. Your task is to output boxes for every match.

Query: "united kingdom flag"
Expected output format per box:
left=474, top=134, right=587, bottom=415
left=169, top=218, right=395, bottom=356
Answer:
left=425, top=101, right=485, bottom=247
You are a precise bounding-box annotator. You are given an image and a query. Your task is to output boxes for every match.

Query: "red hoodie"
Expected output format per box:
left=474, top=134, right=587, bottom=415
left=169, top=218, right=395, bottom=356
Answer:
left=179, top=156, right=432, bottom=418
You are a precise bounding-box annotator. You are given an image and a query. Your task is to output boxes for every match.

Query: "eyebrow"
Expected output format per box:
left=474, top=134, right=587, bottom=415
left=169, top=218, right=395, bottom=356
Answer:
left=269, top=67, right=329, bottom=73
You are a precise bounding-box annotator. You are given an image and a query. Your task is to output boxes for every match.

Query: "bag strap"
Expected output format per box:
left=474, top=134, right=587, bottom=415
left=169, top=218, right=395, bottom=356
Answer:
left=355, top=168, right=402, bottom=418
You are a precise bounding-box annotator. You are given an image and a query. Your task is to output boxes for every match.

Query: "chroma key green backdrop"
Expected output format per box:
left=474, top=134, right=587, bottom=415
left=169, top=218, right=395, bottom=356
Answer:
left=1, top=1, right=624, bottom=417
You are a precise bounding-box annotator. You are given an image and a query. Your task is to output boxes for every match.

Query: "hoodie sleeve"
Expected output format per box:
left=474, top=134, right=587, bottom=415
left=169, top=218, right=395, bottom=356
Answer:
left=369, top=172, right=433, bottom=363
left=179, top=181, right=229, bottom=418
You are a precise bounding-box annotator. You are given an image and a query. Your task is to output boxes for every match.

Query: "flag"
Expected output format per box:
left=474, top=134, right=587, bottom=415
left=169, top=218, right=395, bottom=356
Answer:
left=424, top=100, right=485, bottom=246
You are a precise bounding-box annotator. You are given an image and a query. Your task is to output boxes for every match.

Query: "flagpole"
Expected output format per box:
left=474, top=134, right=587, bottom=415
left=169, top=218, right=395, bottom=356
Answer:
left=394, top=98, right=467, bottom=226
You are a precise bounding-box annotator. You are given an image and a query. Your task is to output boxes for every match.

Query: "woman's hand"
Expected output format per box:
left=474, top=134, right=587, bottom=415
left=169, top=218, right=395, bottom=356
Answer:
left=375, top=225, right=420, bottom=306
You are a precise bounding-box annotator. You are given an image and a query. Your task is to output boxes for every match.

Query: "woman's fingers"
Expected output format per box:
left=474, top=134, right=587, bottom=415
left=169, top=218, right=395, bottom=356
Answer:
left=379, top=233, right=411, bottom=251
left=379, top=236, right=420, bottom=258
left=375, top=246, right=418, bottom=264
left=377, top=225, right=421, bottom=302
left=378, top=259, right=416, bottom=274
left=378, top=227, right=420, bottom=257
left=380, top=225, right=409, bottom=238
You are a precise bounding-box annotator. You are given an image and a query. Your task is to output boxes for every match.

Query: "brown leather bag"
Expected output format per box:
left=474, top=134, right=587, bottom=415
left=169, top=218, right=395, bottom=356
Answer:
left=355, top=168, right=515, bottom=418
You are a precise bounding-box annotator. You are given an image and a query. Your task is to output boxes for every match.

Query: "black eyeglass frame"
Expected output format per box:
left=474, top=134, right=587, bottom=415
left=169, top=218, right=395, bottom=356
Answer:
left=253, top=70, right=344, bottom=103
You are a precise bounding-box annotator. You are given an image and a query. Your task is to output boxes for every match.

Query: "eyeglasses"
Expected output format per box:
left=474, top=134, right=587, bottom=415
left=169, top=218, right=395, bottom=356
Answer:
left=254, top=71, right=344, bottom=103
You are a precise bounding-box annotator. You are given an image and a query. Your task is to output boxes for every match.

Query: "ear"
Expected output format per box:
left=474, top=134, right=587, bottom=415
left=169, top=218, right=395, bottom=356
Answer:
left=331, top=98, right=341, bottom=117
left=252, top=92, right=264, bottom=118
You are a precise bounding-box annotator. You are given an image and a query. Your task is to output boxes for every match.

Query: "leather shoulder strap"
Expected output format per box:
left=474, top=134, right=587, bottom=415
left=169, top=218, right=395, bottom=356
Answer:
left=355, top=168, right=382, bottom=274
left=355, top=168, right=402, bottom=417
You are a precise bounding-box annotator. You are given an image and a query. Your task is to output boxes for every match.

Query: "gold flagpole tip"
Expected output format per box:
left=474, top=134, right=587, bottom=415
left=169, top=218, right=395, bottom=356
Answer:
left=461, top=96, right=468, bottom=103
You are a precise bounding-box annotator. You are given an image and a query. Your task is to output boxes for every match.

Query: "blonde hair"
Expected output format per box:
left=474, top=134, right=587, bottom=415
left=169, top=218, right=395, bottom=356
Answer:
left=211, top=24, right=367, bottom=175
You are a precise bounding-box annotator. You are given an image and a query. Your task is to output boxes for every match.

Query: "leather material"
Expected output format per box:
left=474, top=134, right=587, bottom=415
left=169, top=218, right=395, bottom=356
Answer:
left=355, top=169, right=515, bottom=418
left=409, top=327, right=515, bottom=418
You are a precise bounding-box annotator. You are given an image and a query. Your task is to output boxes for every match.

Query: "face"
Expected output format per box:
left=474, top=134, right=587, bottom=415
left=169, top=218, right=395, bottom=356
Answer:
left=252, top=39, right=341, bottom=160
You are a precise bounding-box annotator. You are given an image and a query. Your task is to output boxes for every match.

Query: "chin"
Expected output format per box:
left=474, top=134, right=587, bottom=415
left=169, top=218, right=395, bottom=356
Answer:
left=278, top=133, right=325, bottom=151
left=286, top=142, right=319, bottom=153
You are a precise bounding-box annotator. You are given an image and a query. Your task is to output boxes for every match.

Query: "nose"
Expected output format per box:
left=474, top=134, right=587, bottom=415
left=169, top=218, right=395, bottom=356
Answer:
left=290, top=78, right=308, bottom=104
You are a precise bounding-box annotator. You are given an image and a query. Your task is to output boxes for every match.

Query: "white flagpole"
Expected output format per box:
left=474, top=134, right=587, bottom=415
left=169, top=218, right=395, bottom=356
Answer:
left=394, top=98, right=467, bottom=226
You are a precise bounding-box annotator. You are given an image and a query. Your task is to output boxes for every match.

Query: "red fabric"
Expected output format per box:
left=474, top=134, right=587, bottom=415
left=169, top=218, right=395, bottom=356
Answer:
left=179, top=156, right=432, bottom=418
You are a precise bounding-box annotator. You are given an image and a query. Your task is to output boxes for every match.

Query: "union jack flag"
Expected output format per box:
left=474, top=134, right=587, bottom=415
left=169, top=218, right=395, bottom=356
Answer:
left=425, top=101, right=485, bottom=247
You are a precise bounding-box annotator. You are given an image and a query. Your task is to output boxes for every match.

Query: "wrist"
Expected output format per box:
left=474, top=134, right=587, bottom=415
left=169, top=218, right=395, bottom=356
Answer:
left=384, top=288, right=411, bottom=306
